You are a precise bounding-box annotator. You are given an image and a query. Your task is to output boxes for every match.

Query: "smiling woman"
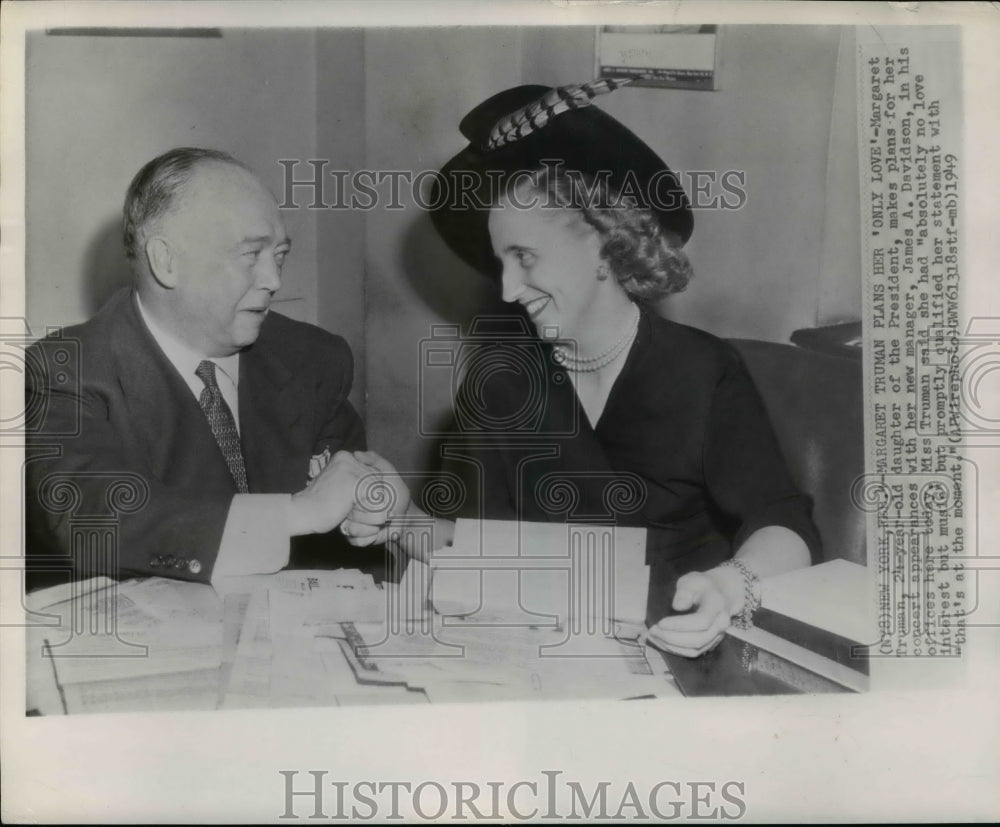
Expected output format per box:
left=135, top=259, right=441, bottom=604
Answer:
left=342, top=80, right=821, bottom=658
left=488, top=195, right=639, bottom=426
left=488, top=165, right=698, bottom=423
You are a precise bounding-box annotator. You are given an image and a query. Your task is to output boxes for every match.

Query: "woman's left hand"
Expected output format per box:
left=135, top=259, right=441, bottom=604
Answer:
left=644, top=567, right=743, bottom=658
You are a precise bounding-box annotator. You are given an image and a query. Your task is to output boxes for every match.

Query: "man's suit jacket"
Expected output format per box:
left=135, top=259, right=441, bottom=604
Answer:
left=25, top=288, right=366, bottom=588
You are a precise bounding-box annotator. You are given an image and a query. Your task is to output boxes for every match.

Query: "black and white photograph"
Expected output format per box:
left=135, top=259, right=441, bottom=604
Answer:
left=2, top=1, right=997, bottom=823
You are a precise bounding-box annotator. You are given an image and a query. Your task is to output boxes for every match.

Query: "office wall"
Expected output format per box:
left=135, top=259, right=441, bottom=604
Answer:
left=315, top=29, right=368, bottom=415
left=361, top=28, right=521, bottom=472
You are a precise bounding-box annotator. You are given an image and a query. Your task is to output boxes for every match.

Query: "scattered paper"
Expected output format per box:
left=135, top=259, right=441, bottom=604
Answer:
left=432, top=519, right=649, bottom=627
left=30, top=562, right=674, bottom=714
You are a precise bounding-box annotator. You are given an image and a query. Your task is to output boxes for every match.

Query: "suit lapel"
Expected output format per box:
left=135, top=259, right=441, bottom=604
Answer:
left=112, top=290, right=237, bottom=494
left=239, top=332, right=306, bottom=494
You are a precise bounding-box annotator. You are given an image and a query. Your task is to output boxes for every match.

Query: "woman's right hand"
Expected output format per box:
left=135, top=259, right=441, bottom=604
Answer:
left=339, top=450, right=411, bottom=548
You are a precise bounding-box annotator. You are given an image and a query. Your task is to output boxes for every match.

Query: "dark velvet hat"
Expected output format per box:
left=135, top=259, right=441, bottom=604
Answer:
left=429, top=79, right=694, bottom=278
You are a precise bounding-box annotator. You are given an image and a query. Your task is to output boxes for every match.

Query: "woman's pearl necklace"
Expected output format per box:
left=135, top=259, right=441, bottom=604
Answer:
left=552, top=304, right=641, bottom=373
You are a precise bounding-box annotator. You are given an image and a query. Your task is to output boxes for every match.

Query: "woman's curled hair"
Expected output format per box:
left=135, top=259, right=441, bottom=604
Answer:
left=511, top=165, right=693, bottom=301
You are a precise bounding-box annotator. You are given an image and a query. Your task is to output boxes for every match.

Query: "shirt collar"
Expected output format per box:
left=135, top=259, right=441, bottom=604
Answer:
left=135, top=292, right=240, bottom=387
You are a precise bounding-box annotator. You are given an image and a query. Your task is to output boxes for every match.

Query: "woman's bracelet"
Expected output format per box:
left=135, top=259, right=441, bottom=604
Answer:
left=718, top=558, right=762, bottom=630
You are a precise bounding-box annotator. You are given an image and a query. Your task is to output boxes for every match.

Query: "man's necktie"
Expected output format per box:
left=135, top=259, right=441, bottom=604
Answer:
left=195, top=360, right=249, bottom=493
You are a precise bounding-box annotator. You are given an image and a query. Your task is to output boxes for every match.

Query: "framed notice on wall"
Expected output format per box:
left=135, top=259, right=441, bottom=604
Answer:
left=596, top=25, right=719, bottom=91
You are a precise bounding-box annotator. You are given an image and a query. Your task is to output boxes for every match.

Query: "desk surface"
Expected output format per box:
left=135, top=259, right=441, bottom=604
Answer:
left=25, top=573, right=682, bottom=715
left=26, top=559, right=869, bottom=714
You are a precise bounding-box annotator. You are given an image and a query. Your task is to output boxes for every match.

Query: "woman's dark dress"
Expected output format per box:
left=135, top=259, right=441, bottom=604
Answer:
left=441, top=308, right=821, bottom=625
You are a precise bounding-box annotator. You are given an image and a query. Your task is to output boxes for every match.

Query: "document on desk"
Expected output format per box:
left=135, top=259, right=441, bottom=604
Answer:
left=324, top=610, right=674, bottom=703
left=59, top=667, right=223, bottom=715
left=120, top=577, right=224, bottom=625
left=271, top=603, right=343, bottom=708
left=217, top=562, right=670, bottom=707
left=25, top=576, right=117, bottom=613
left=40, top=579, right=226, bottom=688
left=28, top=578, right=228, bottom=714
left=221, top=569, right=389, bottom=709
left=221, top=588, right=272, bottom=708
left=213, top=568, right=385, bottom=625
left=431, top=519, right=649, bottom=627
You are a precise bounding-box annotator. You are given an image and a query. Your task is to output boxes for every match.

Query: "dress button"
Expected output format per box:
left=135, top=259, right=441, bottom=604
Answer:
left=187, top=559, right=202, bottom=575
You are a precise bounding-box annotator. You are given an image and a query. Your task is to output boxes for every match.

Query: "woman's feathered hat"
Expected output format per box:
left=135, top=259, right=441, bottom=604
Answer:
left=429, top=78, right=694, bottom=278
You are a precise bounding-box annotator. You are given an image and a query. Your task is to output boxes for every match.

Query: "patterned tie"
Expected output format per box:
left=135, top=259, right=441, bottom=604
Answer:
left=195, top=360, right=249, bottom=493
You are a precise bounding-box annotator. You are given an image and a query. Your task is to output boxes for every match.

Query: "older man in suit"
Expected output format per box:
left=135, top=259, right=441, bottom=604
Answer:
left=25, top=148, right=388, bottom=589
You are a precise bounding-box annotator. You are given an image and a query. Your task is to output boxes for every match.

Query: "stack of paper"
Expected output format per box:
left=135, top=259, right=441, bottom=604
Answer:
left=30, top=577, right=226, bottom=714
left=216, top=537, right=673, bottom=705
left=29, top=531, right=677, bottom=713
left=308, top=527, right=676, bottom=703
left=221, top=568, right=398, bottom=709
left=431, top=519, right=650, bottom=627
left=323, top=611, right=671, bottom=703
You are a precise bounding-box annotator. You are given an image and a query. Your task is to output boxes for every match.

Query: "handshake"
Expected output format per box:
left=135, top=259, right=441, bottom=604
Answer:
left=287, top=449, right=413, bottom=548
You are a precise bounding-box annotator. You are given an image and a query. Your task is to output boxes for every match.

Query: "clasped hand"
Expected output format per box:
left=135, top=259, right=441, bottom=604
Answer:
left=288, top=450, right=410, bottom=540
left=340, top=451, right=411, bottom=547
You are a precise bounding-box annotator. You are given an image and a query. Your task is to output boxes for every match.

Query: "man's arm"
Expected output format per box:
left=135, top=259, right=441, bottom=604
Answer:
left=210, top=453, right=370, bottom=584
left=25, top=329, right=369, bottom=587
left=25, top=341, right=234, bottom=584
